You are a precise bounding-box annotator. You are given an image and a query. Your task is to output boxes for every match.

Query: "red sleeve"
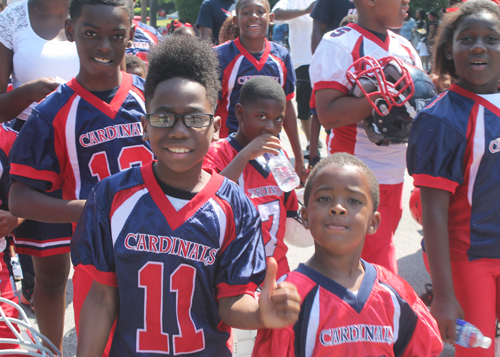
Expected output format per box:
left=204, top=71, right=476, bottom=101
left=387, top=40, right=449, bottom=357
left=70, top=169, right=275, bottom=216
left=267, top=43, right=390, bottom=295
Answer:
left=412, top=173, right=459, bottom=194
left=202, top=140, right=232, bottom=173
left=284, top=189, right=299, bottom=213
left=252, top=326, right=296, bottom=357
left=79, top=264, right=118, bottom=287
left=313, top=81, right=349, bottom=95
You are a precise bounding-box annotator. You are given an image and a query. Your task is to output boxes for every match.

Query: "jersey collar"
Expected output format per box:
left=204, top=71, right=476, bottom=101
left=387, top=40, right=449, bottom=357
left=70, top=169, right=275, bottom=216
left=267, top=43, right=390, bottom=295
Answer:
left=348, top=23, right=390, bottom=52
left=67, top=72, right=133, bottom=120
left=295, top=259, right=377, bottom=314
left=449, top=84, right=500, bottom=117
left=140, top=161, right=225, bottom=231
left=234, top=37, right=272, bottom=72
left=227, top=134, right=271, bottom=178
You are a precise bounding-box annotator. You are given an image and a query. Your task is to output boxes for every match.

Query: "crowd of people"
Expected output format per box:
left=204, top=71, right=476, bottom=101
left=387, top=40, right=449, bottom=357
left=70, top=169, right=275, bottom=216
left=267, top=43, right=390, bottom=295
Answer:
left=0, top=0, right=499, bottom=356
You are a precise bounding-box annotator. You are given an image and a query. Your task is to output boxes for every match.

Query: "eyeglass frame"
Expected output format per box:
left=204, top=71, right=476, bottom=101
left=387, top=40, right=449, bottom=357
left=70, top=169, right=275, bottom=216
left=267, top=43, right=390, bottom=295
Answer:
left=142, top=113, right=215, bottom=128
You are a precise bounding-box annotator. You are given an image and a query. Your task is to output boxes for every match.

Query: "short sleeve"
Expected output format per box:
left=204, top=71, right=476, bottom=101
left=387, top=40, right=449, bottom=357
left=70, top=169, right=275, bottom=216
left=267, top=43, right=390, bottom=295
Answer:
left=284, top=189, right=298, bottom=217
left=252, top=326, right=295, bottom=357
left=9, top=111, right=63, bottom=192
left=0, top=3, right=24, bottom=50
left=214, top=188, right=266, bottom=300
left=71, top=184, right=118, bottom=287
left=310, top=37, right=352, bottom=95
left=283, top=50, right=296, bottom=100
left=407, top=112, right=465, bottom=193
left=272, top=0, right=291, bottom=12
left=203, top=141, right=232, bottom=174
left=310, top=0, right=334, bottom=26
left=196, top=0, right=215, bottom=29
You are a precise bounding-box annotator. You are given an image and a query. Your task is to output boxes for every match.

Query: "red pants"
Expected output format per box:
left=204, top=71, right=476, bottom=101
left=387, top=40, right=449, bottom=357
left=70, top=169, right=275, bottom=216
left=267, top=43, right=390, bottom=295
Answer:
left=361, top=182, right=403, bottom=274
left=73, top=266, right=114, bottom=356
left=0, top=252, right=20, bottom=355
left=452, top=259, right=500, bottom=357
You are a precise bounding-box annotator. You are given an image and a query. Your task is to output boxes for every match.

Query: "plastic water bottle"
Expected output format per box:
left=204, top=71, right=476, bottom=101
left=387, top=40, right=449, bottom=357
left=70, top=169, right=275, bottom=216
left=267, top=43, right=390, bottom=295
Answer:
left=456, top=319, right=492, bottom=349
left=264, top=151, right=300, bottom=192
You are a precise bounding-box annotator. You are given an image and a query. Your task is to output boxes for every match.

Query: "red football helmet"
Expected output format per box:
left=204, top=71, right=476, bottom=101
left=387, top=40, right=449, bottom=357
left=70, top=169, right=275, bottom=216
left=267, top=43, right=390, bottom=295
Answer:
left=409, top=187, right=422, bottom=225
left=346, top=56, right=415, bottom=117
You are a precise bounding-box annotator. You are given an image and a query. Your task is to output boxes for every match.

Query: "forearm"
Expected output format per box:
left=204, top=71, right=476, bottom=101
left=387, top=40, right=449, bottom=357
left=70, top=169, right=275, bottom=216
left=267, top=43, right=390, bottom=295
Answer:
left=199, top=27, right=213, bottom=43
left=308, top=114, right=321, bottom=158
left=9, top=180, right=85, bottom=223
left=219, top=294, right=264, bottom=330
left=315, top=89, right=373, bottom=129
left=311, top=20, right=327, bottom=54
left=77, top=282, right=118, bottom=357
left=420, top=187, right=455, bottom=298
left=220, top=151, right=252, bottom=182
left=0, top=86, right=37, bottom=123
left=273, top=8, right=310, bottom=21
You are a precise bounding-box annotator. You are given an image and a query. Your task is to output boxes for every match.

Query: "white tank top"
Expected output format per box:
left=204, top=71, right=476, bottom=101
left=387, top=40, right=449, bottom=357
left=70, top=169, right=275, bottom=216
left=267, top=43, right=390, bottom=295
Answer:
left=0, top=1, right=79, bottom=120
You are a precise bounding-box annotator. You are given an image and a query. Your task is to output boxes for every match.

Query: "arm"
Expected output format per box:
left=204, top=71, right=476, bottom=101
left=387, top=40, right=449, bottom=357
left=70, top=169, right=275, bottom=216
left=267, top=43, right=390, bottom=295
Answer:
left=9, top=180, right=85, bottom=223
left=220, top=134, right=281, bottom=182
left=218, top=257, right=300, bottom=330
left=273, top=1, right=316, bottom=21
left=0, top=43, right=59, bottom=123
left=77, top=280, right=118, bottom=357
left=420, top=187, right=463, bottom=344
left=307, top=113, right=321, bottom=163
left=315, top=88, right=374, bottom=129
left=0, top=209, right=24, bottom=237
left=311, top=19, right=327, bottom=54
left=199, top=26, right=213, bottom=43
left=283, top=100, right=306, bottom=182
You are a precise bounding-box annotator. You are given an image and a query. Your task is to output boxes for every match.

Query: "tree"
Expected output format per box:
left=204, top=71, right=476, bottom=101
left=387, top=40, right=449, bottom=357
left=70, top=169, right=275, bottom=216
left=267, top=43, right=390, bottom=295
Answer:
left=174, top=0, right=203, bottom=24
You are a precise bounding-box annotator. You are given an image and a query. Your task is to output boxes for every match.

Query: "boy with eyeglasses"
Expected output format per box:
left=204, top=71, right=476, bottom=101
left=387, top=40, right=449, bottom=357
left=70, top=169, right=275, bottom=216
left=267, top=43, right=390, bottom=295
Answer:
left=71, top=35, right=301, bottom=357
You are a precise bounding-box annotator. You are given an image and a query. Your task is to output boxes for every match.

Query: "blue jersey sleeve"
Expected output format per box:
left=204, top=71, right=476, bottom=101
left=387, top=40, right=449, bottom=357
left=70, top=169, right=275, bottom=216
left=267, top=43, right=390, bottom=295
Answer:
left=310, top=0, right=334, bottom=26
left=71, top=183, right=117, bottom=287
left=196, top=0, right=215, bottom=29
left=407, top=111, right=465, bottom=193
left=283, top=50, right=296, bottom=100
left=9, top=111, right=62, bottom=192
left=215, top=183, right=267, bottom=300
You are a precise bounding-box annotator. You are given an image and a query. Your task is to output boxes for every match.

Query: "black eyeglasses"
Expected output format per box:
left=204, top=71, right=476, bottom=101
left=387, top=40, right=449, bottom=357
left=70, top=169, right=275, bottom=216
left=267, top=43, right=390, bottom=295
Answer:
left=142, top=113, right=214, bottom=128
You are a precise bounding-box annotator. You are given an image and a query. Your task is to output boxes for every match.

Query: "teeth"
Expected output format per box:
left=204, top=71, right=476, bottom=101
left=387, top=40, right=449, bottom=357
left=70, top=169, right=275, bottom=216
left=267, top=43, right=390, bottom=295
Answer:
left=169, top=148, right=190, bottom=153
left=94, top=57, right=111, bottom=63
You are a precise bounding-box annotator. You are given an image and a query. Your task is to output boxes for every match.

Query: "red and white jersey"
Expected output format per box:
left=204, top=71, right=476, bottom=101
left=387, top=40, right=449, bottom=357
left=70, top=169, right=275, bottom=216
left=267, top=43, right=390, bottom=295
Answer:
left=252, top=261, right=443, bottom=357
left=203, top=135, right=299, bottom=279
left=310, top=23, right=422, bottom=184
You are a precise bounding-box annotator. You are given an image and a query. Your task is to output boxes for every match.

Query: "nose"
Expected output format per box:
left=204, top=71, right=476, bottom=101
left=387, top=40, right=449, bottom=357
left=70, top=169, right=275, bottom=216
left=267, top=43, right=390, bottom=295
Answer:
left=329, top=202, right=347, bottom=216
left=169, top=116, right=190, bottom=139
left=98, top=36, right=111, bottom=53
left=470, top=40, right=487, bottom=53
left=251, top=10, right=258, bottom=18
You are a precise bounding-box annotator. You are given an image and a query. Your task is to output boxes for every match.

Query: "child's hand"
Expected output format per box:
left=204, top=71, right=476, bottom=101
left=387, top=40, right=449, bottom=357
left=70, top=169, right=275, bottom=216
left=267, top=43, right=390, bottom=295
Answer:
left=0, top=210, right=22, bottom=237
left=430, top=294, right=464, bottom=344
left=23, top=77, right=60, bottom=103
left=241, top=134, right=282, bottom=161
left=259, top=257, right=301, bottom=329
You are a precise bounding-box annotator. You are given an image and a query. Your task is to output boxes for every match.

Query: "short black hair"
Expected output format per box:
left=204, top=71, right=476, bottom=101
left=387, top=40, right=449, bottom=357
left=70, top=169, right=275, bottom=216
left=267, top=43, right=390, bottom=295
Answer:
left=433, top=0, right=500, bottom=84
left=239, top=76, right=286, bottom=107
left=69, top=0, right=134, bottom=22
left=125, top=55, right=146, bottom=72
left=144, top=35, right=220, bottom=110
left=173, top=26, right=196, bottom=37
left=428, top=10, right=438, bottom=18
left=304, top=153, right=380, bottom=212
left=235, top=0, right=270, bottom=15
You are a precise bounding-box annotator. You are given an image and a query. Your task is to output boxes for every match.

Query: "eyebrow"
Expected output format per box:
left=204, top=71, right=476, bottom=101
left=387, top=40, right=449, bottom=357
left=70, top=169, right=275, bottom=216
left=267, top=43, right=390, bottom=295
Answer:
left=150, top=105, right=209, bottom=113
left=315, top=186, right=367, bottom=196
left=81, top=23, right=128, bottom=31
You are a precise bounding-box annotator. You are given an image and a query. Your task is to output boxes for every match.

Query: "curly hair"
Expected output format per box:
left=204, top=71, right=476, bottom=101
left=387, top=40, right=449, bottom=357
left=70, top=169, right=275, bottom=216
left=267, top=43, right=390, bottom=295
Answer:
left=304, top=153, right=380, bottom=212
left=432, top=0, right=500, bottom=86
left=69, top=0, right=134, bottom=22
left=219, top=16, right=240, bottom=44
left=144, top=36, right=221, bottom=111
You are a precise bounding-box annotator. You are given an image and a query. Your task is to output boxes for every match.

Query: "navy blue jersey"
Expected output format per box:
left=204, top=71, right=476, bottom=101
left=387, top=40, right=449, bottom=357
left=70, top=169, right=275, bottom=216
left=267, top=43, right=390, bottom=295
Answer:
left=126, top=20, right=162, bottom=65
left=214, top=38, right=296, bottom=137
left=310, top=0, right=357, bottom=32
left=71, top=162, right=267, bottom=356
left=0, top=123, right=17, bottom=211
left=10, top=73, right=153, bottom=202
left=408, top=84, right=500, bottom=261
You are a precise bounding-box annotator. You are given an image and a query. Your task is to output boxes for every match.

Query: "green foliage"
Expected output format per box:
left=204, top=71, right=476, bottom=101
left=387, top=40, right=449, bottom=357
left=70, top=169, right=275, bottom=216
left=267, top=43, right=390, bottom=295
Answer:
left=174, top=0, right=203, bottom=23
left=269, top=0, right=279, bottom=9
left=134, top=7, right=149, bottom=16
left=409, top=0, right=448, bottom=16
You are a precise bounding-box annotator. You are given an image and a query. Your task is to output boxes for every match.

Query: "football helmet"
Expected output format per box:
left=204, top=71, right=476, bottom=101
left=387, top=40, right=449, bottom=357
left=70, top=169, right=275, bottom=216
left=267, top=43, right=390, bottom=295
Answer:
left=409, top=187, right=423, bottom=225
left=284, top=188, right=314, bottom=248
left=347, top=56, right=437, bottom=146
left=0, top=297, right=61, bottom=356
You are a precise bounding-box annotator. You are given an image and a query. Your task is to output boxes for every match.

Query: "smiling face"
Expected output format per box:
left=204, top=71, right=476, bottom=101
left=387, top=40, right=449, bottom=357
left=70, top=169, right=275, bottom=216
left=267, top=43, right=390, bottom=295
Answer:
left=234, top=0, right=273, bottom=40
left=445, top=12, right=500, bottom=94
left=66, top=4, right=134, bottom=91
left=235, top=98, right=285, bottom=146
left=301, top=164, right=381, bottom=257
left=142, top=77, right=220, bottom=188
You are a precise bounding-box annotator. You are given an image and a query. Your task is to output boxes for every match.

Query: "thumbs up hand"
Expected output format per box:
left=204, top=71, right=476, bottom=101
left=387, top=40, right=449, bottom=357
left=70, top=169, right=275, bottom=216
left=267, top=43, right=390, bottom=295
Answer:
left=258, top=257, right=301, bottom=329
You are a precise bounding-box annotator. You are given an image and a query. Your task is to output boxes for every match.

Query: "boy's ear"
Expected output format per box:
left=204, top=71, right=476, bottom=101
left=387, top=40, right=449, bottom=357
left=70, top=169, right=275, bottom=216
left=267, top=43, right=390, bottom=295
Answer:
left=235, top=103, right=245, bottom=123
left=65, top=19, right=75, bottom=42
left=212, top=116, right=221, bottom=142
left=141, top=116, right=150, bottom=142
left=444, top=43, right=453, bottom=61
left=269, top=12, right=275, bottom=26
left=232, top=15, right=239, bottom=28
left=367, top=211, right=381, bottom=235
left=129, top=23, right=136, bottom=43
left=301, top=206, right=309, bottom=230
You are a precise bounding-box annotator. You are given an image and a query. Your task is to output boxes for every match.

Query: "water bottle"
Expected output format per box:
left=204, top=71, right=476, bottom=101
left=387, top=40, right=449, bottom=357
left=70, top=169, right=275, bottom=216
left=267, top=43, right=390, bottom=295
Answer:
left=264, top=151, right=300, bottom=192
left=455, top=319, right=492, bottom=349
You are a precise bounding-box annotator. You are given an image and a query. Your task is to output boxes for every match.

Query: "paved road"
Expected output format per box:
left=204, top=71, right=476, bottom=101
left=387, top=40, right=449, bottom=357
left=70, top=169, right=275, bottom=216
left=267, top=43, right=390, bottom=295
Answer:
left=16, top=120, right=454, bottom=356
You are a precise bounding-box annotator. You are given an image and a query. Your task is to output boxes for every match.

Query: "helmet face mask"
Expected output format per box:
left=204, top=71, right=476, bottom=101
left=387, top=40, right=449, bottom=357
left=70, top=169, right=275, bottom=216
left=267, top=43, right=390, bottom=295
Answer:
left=347, top=56, right=437, bottom=146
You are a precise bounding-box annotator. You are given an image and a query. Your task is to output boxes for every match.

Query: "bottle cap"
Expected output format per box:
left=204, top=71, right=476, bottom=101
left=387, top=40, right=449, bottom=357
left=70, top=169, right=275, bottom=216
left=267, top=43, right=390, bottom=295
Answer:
left=481, top=337, right=492, bottom=349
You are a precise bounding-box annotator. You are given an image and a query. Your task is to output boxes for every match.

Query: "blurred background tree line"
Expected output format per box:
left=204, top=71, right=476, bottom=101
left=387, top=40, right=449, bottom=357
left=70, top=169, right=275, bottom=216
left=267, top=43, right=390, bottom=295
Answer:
left=137, top=0, right=448, bottom=29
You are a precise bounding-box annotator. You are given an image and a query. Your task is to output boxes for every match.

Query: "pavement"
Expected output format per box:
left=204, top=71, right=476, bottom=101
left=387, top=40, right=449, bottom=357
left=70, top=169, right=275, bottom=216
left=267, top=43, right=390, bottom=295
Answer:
left=15, top=118, right=454, bottom=357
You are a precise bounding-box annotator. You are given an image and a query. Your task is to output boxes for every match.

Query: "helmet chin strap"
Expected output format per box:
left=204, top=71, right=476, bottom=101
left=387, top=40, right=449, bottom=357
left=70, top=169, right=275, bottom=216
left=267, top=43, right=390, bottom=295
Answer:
left=386, top=87, right=417, bottom=118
